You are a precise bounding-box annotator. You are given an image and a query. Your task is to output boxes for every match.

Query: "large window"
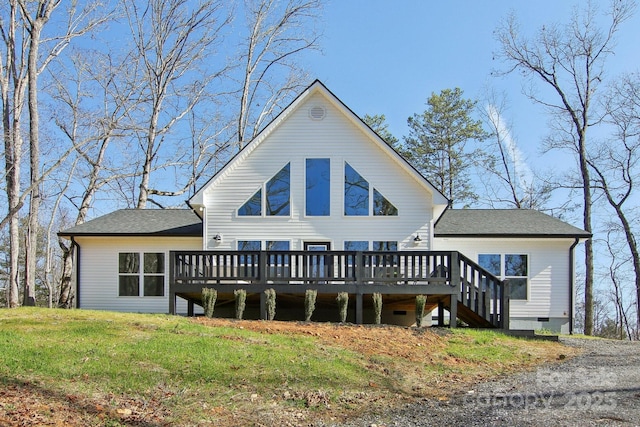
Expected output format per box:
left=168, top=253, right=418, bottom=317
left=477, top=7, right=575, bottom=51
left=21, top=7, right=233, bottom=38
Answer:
left=238, top=240, right=261, bottom=251
left=266, top=163, right=290, bottom=216
left=344, top=163, right=368, bottom=215
left=344, top=241, right=369, bottom=251
left=373, top=241, right=398, bottom=251
left=238, top=163, right=290, bottom=216
left=118, top=252, right=164, bottom=297
left=306, top=159, right=330, bottom=216
left=237, top=240, right=260, bottom=266
left=345, top=162, right=397, bottom=216
left=237, top=241, right=290, bottom=250
left=478, top=253, right=528, bottom=300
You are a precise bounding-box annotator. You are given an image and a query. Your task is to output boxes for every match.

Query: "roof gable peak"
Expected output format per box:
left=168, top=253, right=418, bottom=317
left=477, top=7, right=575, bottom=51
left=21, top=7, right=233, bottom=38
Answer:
left=189, top=80, right=448, bottom=208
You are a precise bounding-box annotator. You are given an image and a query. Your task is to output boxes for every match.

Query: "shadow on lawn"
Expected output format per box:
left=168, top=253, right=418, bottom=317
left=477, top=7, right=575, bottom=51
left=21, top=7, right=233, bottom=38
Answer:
left=0, top=376, right=172, bottom=427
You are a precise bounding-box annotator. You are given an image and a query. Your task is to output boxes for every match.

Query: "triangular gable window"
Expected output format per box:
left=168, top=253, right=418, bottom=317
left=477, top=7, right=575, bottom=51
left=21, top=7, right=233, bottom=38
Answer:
left=373, top=188, right=398, bottom=216
left=238, top=189, right=261, bottom=216
left=344, top=162, right=397, bottom=216
left=238, top=163, right=290, bottom=216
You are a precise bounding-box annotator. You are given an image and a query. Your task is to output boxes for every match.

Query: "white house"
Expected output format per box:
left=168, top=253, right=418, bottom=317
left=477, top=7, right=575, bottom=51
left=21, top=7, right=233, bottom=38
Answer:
left=59, top=80, right=590, bottom=333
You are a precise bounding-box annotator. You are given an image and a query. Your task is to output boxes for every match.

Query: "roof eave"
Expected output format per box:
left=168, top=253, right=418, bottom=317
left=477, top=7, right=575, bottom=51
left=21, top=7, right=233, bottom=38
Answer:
left=58, top=232, right=202, bottom=238
left=435, top=233, right=592, bottom=239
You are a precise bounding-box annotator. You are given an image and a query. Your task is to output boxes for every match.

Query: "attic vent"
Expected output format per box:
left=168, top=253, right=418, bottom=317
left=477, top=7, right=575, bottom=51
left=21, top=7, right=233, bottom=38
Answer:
left=309, top=105, right=326, bottom=120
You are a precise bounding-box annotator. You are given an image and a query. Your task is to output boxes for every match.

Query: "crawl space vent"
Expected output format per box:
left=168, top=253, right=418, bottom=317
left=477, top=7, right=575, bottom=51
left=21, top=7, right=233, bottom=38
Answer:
left=309, top=105, right=326, bottom=120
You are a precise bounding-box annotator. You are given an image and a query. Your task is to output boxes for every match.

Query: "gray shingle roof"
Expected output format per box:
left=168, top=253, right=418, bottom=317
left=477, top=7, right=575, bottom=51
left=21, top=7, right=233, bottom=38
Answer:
left=60, top=208, right=590, bottom=239
left=435, top=209, right=591, bottom=238
left=58, top=209, right=202, bottom=237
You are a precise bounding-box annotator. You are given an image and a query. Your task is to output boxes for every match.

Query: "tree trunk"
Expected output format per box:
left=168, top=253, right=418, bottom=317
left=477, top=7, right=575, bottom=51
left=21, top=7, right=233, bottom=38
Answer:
left=23, top=19, right=44, bottom=307
left=58, top=239, right=75, bottom=308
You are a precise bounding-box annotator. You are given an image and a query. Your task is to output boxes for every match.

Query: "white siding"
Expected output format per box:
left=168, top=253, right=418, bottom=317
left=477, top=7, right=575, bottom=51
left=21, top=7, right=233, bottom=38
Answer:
left=434, top=237, right=574, bottom=319
left=203, top=92, right=435, bottom=251
left=75, top=236, right=202, bottom=314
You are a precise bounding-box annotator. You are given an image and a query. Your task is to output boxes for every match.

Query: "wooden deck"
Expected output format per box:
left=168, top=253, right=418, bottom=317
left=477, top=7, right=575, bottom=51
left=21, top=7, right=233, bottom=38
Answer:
left=169, top=250, right=510, bottom=328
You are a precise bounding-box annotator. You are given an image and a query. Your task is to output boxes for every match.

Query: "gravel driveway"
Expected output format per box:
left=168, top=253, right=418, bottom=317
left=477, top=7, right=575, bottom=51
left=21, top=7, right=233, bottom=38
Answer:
left=330, top=337, right=640, bottom=427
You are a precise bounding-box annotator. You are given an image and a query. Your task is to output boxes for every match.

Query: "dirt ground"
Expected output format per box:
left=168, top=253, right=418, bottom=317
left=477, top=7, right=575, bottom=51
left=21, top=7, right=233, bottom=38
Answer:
left=0, top=319, right=572, bottom=426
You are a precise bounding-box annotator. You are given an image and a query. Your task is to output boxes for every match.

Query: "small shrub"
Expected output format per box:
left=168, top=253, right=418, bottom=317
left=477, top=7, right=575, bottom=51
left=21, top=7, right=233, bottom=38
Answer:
left=304, top=289, right=317, bottom=322
left=336, top=292, right=349, bottom=323
left=372, top=293, right=382, bottom=325
left=415, top=295, right=427, bottom=327
left=265, top=288, right=276, bottom=320
left=234, top=289, right=246, bottom=320
left=202, top=288, right=217, bottom=318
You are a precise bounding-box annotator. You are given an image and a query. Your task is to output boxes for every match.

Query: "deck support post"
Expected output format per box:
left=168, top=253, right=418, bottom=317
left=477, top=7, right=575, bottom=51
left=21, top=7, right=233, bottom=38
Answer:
left=356, top=293, right=363, bottom=324
left=259, top=291, right=266, bottom=320
left=501, top=280, right=510, bottom=330
left=438, top=301, right=445, bottom=326
left=168, top=251, right=176, bottom=315
left=449, top=251, right=460, bottom=328
left=188, top=301, right=194, bottom=317
left=169, top=291, right=176, bottom=315
left=449, top=293, right=457, bottom=328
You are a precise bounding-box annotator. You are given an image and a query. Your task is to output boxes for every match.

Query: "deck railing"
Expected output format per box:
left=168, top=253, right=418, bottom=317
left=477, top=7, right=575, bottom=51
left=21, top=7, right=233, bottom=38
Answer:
left=171, top=250, right=455, bottom=285
left=169, top=250, right=508, bottom=328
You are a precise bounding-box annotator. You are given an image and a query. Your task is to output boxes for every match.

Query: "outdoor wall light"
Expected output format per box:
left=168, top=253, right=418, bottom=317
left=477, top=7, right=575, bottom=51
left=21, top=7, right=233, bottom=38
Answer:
left=214, top=234, right=222, bottom=242
left=413, top=234, right=422, bottom=242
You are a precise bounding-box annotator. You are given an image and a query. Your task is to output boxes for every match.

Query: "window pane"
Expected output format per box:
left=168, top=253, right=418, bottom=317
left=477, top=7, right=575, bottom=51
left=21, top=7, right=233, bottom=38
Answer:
left=505, top=254, right=527, bottom=276
left=119, top=276, right=139, bottom=296
left=478, top=254, right=501, bottom=276
left=238, top=240, right=260, bottom=265
left=509, top=278, right=527, bottom=300
left=266, top=241, right=290, bottom=250
left=238, top=189, right=262, bottom=216
left=238, top=240, right=261, bottom=251
left=144, top=276, right=164, bottom=296
left=144, top=253, right=164, bottom=274
left=344, top=162, right=369, bottom=215
left=119, top=253, right=139, bottom=274
left=344, top=241, right=368, bottom=251
left=306, top=159, right=330, bottom=216
left=373, top=188, right=398, bottom=216
left=373, top=241, right=397, bottom=251
left=266, top=163, right=290, bottom=216
left=267, top=241, right=290, bottom=277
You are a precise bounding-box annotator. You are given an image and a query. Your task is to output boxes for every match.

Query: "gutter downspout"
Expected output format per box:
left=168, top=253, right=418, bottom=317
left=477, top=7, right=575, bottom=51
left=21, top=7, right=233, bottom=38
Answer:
left=71, top=237, right=81, bottom=309
left=569, top=238, right=580, bottom=335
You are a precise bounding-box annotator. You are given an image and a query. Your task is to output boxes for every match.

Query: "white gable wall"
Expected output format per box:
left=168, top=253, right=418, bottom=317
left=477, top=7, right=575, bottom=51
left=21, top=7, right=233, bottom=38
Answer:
left=75, top=236, right=202, bottom=313
left=203, top=92, right=435, bottom=250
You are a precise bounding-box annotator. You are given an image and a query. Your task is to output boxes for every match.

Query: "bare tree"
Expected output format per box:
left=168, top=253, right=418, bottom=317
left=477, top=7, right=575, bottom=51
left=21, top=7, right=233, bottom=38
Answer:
left=0, top=0, right=109, bottom=307
left=589, top=72, right=640, bottom=333
left=602, top=232, right=636, bottom=339
left=1, top=0, right=27, bottom=307
left=494, top=0, right=635, bottom=334
left=235, top=0, right=322, bottom=148
left=120, top=0, right=231, bottom=209
left=49, top=48, right=140, bottom=307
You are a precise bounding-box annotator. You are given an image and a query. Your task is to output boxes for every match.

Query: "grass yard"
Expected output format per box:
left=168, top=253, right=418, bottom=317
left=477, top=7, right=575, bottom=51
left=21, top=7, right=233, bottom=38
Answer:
left=0, top=308, right=577, bottom=426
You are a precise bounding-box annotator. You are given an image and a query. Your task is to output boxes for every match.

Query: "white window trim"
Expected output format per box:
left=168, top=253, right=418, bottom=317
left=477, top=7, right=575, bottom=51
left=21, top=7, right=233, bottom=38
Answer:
left=478, top=253, right=529, bottom=301
left=117, top=252, right=166, bottom=298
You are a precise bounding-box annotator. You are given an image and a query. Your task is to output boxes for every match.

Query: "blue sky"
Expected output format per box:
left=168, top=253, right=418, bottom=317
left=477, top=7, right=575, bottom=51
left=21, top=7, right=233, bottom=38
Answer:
left=303, top=0, right=640, bottom=172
